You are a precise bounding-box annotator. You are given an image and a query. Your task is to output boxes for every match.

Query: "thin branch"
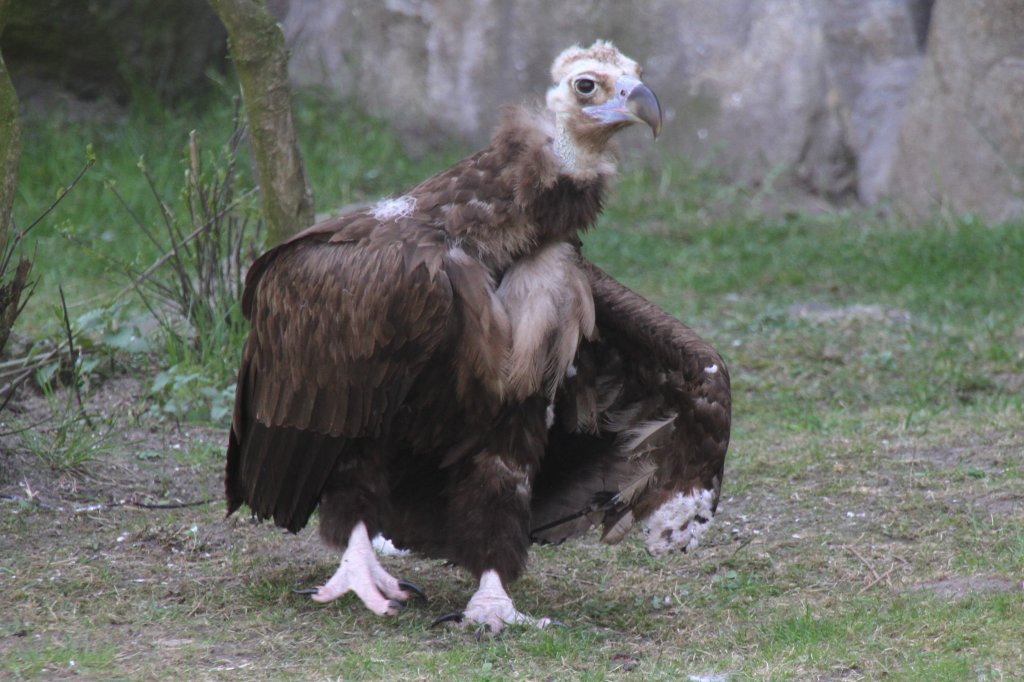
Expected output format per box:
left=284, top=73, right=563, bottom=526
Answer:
left=58, top=285, right=92, bottom=428
left=127, top=498, right=217, bottom=510
left=846, top=545, right=881, bottom=582
left=112, top=188, right=257, bottom=301
left=859, top=563, right=897, bottom=594
left=0, top=231, right=18, bottom=286
left=729, top=535, right=753, bottom=557
left=15, top=156, right=95, bottom=243
left=61, top=232, right=180, bottom=304
left=72, top=497, right=217, bottom=513
left=0, top=342, right=61, bottom=376
left=0, top=494, right=216, bottom=512
left=0, top=494, right=62, bottom=511
left=105, top=182, right=168, bottom=253
left=0, top=409, right=58, bottom=437
left=0, top=366, right=35, bottom=413
left=139, top=160, right=178, bottom=240
left=140, top=162, right=193, bottom=304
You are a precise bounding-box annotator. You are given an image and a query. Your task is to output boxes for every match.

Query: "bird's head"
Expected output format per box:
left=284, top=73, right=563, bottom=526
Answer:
left=546, top=41, right=662, bottom=174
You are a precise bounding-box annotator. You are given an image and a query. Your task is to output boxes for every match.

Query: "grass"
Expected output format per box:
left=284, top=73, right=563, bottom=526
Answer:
left=13, top=89, right=467, bottom=421
left=13, top=88, right=466, bottom=336
left=2, top=85, right=1023, bottom=680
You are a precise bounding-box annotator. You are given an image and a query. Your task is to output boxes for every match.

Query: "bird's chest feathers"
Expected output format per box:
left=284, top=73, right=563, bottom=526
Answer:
left=494, top=242, right=595, bottom=402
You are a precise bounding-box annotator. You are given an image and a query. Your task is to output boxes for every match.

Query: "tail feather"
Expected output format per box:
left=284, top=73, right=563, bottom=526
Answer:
left=227, top=419, right=345, bottom=533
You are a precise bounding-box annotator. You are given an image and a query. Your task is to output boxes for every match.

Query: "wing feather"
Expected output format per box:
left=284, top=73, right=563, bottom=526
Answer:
left=530, top=258, right=732, bottom=545
left=226, top=214, right=509, bottom=530
left=246, top=226, right=452, bottom=437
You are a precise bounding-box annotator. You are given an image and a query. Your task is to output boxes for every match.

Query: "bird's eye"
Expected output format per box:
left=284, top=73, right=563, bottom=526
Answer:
left=573, top=77, right=596, bottom=96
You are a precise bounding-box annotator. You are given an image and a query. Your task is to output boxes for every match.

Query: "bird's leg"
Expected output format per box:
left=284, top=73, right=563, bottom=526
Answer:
left=432, top=570, right=557, bottom=635
left=309, top=521, right=422, bottom=615
left=431, top=398, right=556, bottom=634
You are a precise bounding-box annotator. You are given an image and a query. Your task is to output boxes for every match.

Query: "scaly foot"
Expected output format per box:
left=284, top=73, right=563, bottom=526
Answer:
left=300, top=522, right=426, bottom=615
left=431, top=570, right=558, bottom=636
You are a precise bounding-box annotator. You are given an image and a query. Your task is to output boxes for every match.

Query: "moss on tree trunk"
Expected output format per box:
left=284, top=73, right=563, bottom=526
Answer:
left=0, top=0, right=20, bottom=239
left=1, top=0, right=32, bottom=359
left=209, top=0, right=314, bottom=245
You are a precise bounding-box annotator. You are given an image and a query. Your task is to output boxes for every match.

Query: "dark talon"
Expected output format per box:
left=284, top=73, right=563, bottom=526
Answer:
left=292, top=587, right=320, bottom=595
left=398, top=579, right=427, bottom=602
left=387, top=599, right=406, bottom=613
left=430, top=611, right=465, bottom=628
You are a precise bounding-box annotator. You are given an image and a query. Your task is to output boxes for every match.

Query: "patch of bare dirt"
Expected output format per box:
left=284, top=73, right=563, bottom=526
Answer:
left=1, top=375, right=223, bottom=509
left=886, top=431, right=1022, bottom=474
left=786, top=302, right=912, bottom=325
left=905, top=575, right=1023, bottom=600
left=1, top=371, right=344, bottom=600
left=974, top=491, right=1024, bottom=516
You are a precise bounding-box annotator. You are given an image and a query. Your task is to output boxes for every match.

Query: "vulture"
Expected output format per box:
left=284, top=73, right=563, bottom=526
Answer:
left=226, top=41, right=731, bottom=633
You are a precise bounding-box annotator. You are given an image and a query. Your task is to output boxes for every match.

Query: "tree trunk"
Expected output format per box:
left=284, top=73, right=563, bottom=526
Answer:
left=0, top=0, right=19, bottom=238
left=0, top=0, right=32, bottom=358
left=208, top=0, right=314, bottom=245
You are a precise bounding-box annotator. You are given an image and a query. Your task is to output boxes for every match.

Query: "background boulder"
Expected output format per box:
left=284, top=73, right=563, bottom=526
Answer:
left=889, top=0, right=1024, bottom=223
left=5, top=0, right=1021, bottom=222
left=276, top=0, right=930, bottom=207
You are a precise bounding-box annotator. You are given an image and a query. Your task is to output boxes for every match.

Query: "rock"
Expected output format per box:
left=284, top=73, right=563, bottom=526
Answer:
left=9, top=0, right=1018, bottom=221
left=848, top=57, right=922, bottom=204
left=906, top=0, right=936, bottom=49
left=821, top=0, right=924, bottom=204
left=275, top=0, right=926, bottom=203
left=889, top=0, right=1024, bottom=223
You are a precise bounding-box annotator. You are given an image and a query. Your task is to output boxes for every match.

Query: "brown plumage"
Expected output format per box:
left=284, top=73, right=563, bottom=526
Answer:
left=226, top=41, right=730, bottom=632
left=532, top=261, right=731, bottom=552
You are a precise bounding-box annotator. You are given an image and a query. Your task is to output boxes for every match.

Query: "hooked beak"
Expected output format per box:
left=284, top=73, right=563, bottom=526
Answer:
left=582, top=76, right=663, bottom=138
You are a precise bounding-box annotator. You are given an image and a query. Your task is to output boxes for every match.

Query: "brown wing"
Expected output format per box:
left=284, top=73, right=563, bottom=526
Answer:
left=225, top=211, right=509, bottom=532
left=531, top=259, right=732, bottom=544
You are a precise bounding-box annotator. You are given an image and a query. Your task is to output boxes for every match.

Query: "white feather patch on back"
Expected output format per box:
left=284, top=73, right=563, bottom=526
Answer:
left=370, top=195, right=417, bottom=221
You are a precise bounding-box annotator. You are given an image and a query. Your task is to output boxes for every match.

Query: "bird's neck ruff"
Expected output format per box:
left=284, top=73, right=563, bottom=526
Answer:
left=553, top=114, right=620, bottom=181
left=499, top=105, right=619, bottom=187
left=445, top=107, right=612, bottom=272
